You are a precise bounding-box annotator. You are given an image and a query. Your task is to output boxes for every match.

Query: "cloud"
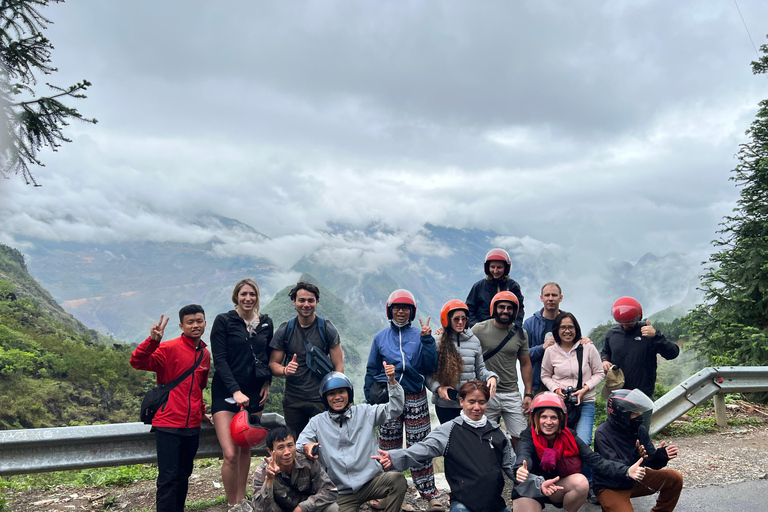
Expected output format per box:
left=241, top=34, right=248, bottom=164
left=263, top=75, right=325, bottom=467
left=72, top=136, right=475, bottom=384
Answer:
left=3, top=0, right=767, bottom=288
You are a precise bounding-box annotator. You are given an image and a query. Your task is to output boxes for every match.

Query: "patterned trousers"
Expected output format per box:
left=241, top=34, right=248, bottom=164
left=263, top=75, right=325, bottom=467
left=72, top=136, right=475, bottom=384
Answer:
left=378, top=388, right=440, bottom=500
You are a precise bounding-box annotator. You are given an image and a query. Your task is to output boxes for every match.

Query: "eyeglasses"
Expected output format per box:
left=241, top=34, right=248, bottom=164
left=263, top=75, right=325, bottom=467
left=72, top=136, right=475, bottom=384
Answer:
left=559, top=325, right=576, bottom=332
left=496, top=305, right=515, bottom=312
left=451, top=316, right=468, bottom=323
left=391, top=306, right=410, bottom=312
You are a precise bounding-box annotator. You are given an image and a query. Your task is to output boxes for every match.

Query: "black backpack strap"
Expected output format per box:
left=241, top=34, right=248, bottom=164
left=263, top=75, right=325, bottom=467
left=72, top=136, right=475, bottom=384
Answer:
left=576, top=345, right=584, bottom=390
left=164, top=347, right=204, bottom=390
left=483, top=325, right=518, bottom=361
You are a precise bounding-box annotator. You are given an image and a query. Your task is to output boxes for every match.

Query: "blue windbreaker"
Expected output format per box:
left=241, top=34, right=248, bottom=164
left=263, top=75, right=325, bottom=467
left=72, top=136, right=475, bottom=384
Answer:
left=364, top=323, right=437, bottom=400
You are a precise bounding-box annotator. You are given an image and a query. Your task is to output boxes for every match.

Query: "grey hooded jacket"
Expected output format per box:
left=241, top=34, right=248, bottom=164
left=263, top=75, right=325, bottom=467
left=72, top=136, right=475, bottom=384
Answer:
left=427, top=328, right=498, bottom=409
left=296, top=382, right=404, bottom=494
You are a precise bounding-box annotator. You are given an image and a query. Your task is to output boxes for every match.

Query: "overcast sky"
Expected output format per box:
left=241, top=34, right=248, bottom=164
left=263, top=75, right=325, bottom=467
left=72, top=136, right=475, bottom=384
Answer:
left=2, top=0, right=768, bottom=275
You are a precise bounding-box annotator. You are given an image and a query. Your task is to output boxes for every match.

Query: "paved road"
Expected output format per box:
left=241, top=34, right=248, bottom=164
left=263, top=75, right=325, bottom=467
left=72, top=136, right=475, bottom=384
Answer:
left=560, top=479, right=768, bottom=512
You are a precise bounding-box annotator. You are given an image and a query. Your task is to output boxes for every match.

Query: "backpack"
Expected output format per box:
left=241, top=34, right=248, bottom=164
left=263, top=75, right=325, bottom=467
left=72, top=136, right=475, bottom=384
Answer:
left=285, top=316, right=334, bottom=379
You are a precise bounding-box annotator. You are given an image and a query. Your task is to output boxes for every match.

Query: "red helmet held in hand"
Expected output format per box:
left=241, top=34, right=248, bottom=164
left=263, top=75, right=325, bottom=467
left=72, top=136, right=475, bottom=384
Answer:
left=386, top=289, right=417, bottom=321
left=611, top=297, right=643, bottom=325
left=230, top=408, right=268, bottom=448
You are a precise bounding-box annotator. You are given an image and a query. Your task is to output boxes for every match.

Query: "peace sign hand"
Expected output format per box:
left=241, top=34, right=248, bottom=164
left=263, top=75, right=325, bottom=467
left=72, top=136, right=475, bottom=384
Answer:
left=150, top=315, right=169, bottom=342
left=419, top=317, right=432, bottom=336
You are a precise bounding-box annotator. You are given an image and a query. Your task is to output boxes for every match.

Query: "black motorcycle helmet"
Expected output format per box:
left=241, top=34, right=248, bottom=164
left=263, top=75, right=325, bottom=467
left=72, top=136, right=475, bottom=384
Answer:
left=606, top=389, right=654, bottom=435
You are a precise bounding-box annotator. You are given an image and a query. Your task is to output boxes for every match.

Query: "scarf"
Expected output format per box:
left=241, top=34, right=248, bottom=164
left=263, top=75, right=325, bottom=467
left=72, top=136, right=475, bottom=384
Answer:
left=531, top=426, right=582, bottom=476
left=391, top=319, right=410, bottom=329
left=460, top=410, right=488, bottom=428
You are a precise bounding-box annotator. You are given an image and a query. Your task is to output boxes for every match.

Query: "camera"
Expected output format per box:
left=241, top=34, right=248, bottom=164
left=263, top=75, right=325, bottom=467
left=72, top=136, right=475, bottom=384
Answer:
left=562, top=386, right=579, bottom=404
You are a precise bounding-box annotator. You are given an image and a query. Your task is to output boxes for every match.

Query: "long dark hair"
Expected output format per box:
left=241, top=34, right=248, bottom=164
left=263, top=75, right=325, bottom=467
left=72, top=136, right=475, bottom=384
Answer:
left=552, top=311, right=582, bottom=345
left=433, top=310, right=464, bottom=387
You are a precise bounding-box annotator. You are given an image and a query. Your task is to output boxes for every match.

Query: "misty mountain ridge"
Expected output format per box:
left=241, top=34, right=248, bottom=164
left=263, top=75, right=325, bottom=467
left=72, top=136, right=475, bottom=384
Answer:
left=14, top=216, right=701, bottom=345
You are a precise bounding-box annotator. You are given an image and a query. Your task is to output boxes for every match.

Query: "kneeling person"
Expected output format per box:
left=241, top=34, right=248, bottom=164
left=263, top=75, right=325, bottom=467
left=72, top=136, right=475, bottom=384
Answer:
left=374, top=380, right=561, bottom=512
left=232, top=425, right=339, bottom=512
left=297, top=365, right=407, bottom=512
left=593, top=389, right=683, bottom=512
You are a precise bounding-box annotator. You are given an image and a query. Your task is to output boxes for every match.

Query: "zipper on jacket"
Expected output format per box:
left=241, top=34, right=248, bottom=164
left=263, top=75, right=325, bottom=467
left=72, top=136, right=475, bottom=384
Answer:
left=398, top=329, right=405, bottom=384
left=185, top=348, right=202, bottom=427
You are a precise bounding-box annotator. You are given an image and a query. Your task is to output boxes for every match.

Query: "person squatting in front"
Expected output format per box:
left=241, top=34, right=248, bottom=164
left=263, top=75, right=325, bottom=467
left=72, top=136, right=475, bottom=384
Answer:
left=593, top=389, right=683, bottom=512
left=372, top=380, right=563, bottom=512
left=130, top=306, right=211, bottom=512
left=230, top=424, right=339, bottom=512
left=513, top=393, right=647, bottom=512
left=297, top=368, right=407, bottom=512
left=364, top=289, right=443, bottom=512
left=428, top=299, right=498, bottom=425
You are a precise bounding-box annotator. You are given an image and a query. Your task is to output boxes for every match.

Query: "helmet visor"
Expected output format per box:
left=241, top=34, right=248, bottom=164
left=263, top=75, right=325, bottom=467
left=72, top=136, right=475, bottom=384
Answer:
left=614, top=389, right=654, bottom=413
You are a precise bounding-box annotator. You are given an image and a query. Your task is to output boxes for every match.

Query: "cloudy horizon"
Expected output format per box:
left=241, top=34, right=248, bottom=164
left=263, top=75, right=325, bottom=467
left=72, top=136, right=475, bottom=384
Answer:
left=2, top=0, right=767, bottom=291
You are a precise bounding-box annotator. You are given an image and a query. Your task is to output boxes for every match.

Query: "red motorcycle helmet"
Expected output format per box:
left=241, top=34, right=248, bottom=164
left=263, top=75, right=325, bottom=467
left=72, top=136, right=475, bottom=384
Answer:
left=230, top=408, right=268, bottom=448
left=484, top=248, right=511, bottom=277
left=489, top=291, right=519, bottom=318
left=440, top=299, right=469, bottom=328
left=386, top=289, right=416, bottom=321
left=530, top=391, right=567, bottom=428
left=611, top=297, right=643, bottom=325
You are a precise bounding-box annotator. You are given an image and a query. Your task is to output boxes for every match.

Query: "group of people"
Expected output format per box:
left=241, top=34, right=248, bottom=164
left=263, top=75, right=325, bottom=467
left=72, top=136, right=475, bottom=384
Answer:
left=131, top=248, right=684, bottom=512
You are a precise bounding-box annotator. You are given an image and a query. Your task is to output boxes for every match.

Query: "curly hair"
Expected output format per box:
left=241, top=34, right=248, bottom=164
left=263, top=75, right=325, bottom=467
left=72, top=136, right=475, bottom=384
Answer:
left=433, top=313, right=465, bottom=387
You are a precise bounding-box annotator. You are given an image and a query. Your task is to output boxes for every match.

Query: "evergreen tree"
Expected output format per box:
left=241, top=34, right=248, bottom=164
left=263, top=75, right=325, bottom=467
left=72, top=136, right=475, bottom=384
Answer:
left=686, top=37, right=768, bottom=367
left=0, top=0, right=96, bottom=186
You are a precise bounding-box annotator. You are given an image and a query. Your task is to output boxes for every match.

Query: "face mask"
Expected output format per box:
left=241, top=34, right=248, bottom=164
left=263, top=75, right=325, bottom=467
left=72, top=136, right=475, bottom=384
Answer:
left=630, top=415, right=644, bottom=432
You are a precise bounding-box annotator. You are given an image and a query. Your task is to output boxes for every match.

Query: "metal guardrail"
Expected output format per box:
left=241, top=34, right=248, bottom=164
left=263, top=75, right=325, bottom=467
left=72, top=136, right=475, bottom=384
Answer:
left=0, top=413, right=285, bottom=476
left=3, top=367, right=768, bottom=477
left=650, top=366, right=768, bottom=436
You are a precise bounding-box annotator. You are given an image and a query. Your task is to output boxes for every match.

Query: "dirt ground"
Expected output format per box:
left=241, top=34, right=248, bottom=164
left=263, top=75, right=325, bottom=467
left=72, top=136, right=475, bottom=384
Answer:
left=5, top=402, right=768, bottom=512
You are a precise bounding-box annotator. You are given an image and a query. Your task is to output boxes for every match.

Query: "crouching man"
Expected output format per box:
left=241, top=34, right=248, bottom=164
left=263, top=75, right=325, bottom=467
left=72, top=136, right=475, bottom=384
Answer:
left=373, top=380, right=562, bottom=512
left=297, top=364, right=407, bottom=512
left=231, top=425, right=339, bottom=512
left=594, top=389, right=683, bottom=512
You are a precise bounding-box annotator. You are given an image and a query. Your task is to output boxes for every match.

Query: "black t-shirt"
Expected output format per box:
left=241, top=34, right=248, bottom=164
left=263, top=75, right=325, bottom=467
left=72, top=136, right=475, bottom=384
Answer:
left=270, top=317, right=340, bottom=402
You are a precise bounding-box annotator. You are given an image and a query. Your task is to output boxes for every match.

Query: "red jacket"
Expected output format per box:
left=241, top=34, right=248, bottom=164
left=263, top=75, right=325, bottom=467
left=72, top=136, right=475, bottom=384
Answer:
left=131, top=335, right=210, bottom=428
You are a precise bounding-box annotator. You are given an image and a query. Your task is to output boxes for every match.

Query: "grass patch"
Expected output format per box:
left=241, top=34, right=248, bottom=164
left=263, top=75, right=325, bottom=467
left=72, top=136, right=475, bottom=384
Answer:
left=0, top=464, right=158, bottom=490
left=185, top=496, right=227, bottom=510
left=658, top=404, right=765, bottom=438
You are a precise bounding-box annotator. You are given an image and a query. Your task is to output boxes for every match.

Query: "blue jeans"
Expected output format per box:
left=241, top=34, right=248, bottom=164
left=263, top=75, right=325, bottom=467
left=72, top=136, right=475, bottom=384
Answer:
left=450, top=502, right=510, bottom=512
left=574, top=400, right=596, bottom=483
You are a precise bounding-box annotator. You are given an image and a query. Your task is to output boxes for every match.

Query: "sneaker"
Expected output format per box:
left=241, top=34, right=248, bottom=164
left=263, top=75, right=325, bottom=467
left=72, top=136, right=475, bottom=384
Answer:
left=587, top=486, right=600, bottom=505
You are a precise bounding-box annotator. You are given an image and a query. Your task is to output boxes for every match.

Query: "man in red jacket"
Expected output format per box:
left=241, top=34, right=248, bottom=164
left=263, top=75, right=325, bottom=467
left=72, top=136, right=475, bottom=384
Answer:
left=131, top=305, right=212, bottom=512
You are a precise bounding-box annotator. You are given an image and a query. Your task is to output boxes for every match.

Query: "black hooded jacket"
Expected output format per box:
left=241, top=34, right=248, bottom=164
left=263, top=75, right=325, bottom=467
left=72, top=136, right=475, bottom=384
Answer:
left=466, top=277, right=524, bottom=327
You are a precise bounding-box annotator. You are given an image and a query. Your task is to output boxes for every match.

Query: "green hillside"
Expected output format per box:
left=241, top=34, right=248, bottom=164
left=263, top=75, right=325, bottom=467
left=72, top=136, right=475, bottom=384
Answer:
left=261, top=273, right=380, bottom=396
left=0, top=244, right=151, bottom=429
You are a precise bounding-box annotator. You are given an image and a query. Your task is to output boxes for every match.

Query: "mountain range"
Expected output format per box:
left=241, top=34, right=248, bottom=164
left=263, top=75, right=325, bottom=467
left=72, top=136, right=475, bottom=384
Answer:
left=14, top=217, right=702, bottom=346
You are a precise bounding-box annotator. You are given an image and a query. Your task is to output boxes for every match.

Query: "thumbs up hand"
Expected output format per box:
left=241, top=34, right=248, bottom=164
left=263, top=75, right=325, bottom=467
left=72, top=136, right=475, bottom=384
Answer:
left=628, top=457, right=646, bottom=481
left=641, top=320, right=656, bottom=338
left=516, top=460, right=529, bottom=483
left=383, top=360, right=396, bottom=384
left=285, top=354, right=299, bottom=376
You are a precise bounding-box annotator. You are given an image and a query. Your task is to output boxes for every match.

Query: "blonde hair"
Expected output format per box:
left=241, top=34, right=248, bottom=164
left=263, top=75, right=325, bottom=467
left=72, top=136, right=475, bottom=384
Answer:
left=232, top=278, right=261, bottom=319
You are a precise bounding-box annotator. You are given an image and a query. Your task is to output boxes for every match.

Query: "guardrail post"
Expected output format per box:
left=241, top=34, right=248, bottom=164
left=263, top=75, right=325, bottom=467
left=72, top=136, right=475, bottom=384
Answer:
left=713, top=393, right=727, bottom=427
